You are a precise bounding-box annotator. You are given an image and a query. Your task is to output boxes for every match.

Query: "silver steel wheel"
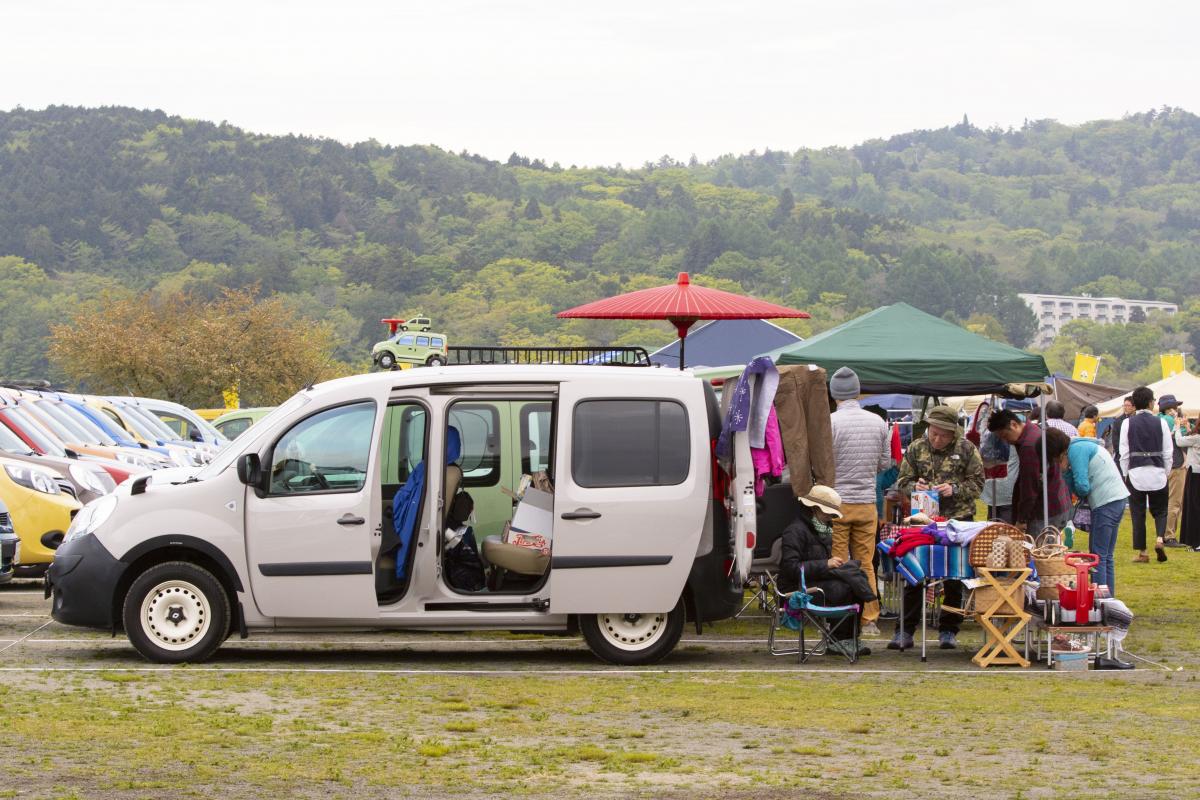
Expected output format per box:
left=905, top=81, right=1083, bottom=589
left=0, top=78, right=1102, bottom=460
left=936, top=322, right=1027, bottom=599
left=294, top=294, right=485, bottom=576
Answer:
left=139, top=579, right=211, bottom=652
left=595, top=612, right=668, bottom=652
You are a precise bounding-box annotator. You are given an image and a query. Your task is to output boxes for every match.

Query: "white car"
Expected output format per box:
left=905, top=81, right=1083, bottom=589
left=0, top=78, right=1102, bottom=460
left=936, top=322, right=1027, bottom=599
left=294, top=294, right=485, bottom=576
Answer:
left=47, top=365, right=757, bottom=665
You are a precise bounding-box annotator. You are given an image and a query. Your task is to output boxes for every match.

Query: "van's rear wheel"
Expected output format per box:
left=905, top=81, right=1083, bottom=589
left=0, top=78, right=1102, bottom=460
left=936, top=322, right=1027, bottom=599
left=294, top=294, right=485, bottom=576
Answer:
left=427, top=355, right=446, bottom=367
left=580, top=601, right=685, bottom=665
left=123, top=562, right=229, bottom=664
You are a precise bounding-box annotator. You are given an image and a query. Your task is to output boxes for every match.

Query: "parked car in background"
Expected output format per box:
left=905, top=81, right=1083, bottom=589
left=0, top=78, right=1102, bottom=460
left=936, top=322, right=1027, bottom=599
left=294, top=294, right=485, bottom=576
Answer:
left=0, top=404, right=134, bottom=485
left=0, top=421, right=115, bottom=502
left=137, top=398, right=228, bottom=449
left=0, top=453, right=81, bottom=575
left=211, top=407, right=273, bottom=440
left=0, top=498, right=18, bottom=584
left=0, top=392, right=166, bottom=473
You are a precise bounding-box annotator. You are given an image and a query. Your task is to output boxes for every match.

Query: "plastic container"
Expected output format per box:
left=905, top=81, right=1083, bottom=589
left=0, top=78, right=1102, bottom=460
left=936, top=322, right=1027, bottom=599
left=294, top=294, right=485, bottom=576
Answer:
left=1053, top=651, right=1088, bottom=671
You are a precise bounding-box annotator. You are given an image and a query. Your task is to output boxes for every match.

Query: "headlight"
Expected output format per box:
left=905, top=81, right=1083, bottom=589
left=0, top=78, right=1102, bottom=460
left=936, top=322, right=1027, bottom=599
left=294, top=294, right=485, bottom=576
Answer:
left=64, top=494, right=117, bottom=544
left=116, top=452, right=151, bottom=470
left=3, top=463, right=60, bottom=494
left=69, top=463, right=109, bottom=495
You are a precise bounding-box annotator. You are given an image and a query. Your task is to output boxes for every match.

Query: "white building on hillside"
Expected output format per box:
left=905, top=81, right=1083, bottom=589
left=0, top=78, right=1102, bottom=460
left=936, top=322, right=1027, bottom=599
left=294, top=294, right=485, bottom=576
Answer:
left=1019, top=293, right=1178, bottom=347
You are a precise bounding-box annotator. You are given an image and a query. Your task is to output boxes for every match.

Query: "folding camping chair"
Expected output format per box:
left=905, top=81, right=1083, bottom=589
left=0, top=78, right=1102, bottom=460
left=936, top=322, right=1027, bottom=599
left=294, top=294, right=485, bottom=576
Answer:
left=767, top=568, right=862, bottom=664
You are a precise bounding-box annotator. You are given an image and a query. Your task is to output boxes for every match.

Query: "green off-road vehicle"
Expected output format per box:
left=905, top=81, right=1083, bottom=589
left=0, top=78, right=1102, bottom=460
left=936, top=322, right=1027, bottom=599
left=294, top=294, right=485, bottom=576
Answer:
left=372, top=317, right=449, bottom=369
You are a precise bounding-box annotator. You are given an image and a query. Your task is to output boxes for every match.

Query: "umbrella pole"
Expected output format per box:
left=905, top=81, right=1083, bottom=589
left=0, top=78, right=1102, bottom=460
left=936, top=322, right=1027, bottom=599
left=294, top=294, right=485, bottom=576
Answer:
left=679, top=334, right=686, bottom=370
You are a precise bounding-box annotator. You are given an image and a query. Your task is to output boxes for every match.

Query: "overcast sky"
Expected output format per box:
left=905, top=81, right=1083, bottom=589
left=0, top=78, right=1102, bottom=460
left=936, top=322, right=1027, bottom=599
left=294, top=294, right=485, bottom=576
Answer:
left=3, top=1, right=1196, bottom=166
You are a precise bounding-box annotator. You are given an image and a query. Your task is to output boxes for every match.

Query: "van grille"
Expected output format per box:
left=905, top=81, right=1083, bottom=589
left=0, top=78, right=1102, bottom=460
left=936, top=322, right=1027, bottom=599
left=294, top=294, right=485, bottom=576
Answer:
left=0, top=511, right=10, bottom=531
left=55, top=479, right=77, bottom=499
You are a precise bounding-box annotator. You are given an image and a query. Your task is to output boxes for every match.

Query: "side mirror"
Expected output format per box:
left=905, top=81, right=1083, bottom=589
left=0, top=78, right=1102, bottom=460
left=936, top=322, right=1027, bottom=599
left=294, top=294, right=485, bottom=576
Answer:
left=236, top=453, right=262, bottom=488
left=189, top=429, right=205, bottom=443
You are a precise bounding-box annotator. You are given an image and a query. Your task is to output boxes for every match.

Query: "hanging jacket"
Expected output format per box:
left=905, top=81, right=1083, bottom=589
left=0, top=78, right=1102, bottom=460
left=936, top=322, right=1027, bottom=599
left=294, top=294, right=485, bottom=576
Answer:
left=1064, top=437, right=1129, bottom=510
left=717, top=356, right=778, bottom=457
left=392, top=427, right=462, bottom=579
left=773, top=365, right=834, bottom=498
left=750, top=407, right=785, bottom=496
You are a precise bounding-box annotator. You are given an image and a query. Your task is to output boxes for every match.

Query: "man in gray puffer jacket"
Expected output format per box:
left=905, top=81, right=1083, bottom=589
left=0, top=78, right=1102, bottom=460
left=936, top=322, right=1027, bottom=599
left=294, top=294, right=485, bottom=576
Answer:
left=829, top=366, right=893, bottom=635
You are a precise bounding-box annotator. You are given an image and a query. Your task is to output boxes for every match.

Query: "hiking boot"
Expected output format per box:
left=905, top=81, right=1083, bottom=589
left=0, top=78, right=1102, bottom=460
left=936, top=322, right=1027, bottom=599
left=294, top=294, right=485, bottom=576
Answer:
left=938, top=631, right=958, bottom=650
left=887, top=631, right=913, bottom=651
left=860, top=621, right=881, bottom=638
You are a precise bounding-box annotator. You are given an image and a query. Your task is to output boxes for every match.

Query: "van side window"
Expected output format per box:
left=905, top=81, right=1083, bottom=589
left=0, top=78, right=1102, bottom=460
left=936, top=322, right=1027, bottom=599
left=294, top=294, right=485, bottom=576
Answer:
left=398, top=335, right=415, bottom=346
left=448, top=403, right=500, bottom=487
left=268, top=402, right=375, bottom=495
left=416, top=336, right=430, bottom=347
left=388, top=404, right=427, bottom=485
left=572, top=400, right=689, bottom=488
left=520, top=402, right=553, bottom=475
left=431, top=337, right=444, bottom=348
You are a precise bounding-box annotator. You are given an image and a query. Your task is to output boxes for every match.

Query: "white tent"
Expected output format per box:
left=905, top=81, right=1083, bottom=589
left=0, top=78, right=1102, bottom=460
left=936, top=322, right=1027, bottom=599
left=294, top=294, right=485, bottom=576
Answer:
left=1095, top=370, right=1200, bottom=417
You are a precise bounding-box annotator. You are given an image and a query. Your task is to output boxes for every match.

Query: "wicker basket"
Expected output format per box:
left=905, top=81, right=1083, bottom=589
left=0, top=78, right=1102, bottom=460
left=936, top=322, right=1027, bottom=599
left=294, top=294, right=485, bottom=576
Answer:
left=968, top=523, right=1025, bottom=567
left=1032, top=528, right=1073, bottom=600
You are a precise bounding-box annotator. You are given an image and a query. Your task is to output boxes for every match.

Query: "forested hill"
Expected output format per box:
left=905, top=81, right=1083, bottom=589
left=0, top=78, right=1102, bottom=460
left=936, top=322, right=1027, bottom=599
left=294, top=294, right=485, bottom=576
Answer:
left=4, top=105, right=1200, bottom=384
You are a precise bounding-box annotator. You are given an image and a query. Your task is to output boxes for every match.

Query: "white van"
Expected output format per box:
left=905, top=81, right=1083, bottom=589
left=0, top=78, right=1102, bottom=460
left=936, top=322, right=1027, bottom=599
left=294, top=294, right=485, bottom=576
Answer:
left=47, top=366, right=758, bottom=665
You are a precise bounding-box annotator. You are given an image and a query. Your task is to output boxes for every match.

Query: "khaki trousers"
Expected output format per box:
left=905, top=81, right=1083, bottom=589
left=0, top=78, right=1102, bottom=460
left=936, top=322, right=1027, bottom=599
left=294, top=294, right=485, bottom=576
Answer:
left=832, top=502, right=879, bottom=623
left=1167, top=466, right=1187, bottom=537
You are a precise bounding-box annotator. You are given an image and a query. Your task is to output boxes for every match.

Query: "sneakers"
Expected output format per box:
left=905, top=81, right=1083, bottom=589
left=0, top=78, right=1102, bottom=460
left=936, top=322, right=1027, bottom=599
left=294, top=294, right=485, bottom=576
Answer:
left=1164, top=538, right=1187, bottom=548
left=938, top=631, right=958, bottom=650
left=887, top=632, right=914, bottom=650
left=860, top=622, right=881, bottom=638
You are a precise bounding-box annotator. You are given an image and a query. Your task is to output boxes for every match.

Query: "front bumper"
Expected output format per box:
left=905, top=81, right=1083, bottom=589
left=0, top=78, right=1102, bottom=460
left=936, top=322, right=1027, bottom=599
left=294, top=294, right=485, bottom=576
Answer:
left=0, top=531, right=17, bottom=583
left=47, top=534, right=126, bottom=630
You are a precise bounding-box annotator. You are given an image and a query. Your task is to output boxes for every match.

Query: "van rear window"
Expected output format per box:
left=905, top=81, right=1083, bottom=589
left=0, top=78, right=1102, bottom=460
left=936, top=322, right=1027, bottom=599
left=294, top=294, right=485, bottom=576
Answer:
left=571, top=400, right=689, bottom=488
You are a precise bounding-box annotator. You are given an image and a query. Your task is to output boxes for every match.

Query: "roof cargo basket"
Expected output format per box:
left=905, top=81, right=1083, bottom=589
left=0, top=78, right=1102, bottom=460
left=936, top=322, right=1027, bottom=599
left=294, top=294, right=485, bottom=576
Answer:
left=445, top=346, right=651, bottom=367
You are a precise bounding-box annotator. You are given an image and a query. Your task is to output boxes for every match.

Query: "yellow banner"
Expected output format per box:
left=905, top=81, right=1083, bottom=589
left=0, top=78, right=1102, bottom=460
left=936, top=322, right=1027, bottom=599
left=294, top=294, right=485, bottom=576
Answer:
left=222, top=388, right=240, bottom=410
left=1161, top=353, right=1186, bottom=380
left=1072, top=353, right=1100, bottom=383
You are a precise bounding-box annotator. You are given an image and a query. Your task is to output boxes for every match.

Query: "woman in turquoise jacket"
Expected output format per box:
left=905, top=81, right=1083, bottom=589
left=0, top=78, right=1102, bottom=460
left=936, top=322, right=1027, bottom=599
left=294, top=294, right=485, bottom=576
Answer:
left=1045, top=429, right=1129, bottom=594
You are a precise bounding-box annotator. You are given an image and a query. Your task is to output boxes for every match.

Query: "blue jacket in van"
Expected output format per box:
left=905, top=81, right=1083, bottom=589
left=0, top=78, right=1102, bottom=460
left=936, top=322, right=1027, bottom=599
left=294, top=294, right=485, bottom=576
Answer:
left=1064, top=437, right=1130, bottom=510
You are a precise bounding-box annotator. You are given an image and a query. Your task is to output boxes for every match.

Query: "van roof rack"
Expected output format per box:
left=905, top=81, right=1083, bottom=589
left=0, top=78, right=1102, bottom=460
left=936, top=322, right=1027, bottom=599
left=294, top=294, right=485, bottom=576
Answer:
left=445, top=346, right=652, bottom=367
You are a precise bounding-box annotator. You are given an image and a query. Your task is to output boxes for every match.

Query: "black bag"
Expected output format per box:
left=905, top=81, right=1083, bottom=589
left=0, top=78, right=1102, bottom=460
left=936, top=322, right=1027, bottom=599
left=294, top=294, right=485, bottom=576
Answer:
left=446, top=528, right=485, bottom=591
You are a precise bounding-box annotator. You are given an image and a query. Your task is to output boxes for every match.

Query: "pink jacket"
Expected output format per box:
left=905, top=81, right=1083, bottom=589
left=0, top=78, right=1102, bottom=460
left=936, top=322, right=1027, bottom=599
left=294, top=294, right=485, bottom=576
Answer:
left=751, top=407, right=786, bottom=495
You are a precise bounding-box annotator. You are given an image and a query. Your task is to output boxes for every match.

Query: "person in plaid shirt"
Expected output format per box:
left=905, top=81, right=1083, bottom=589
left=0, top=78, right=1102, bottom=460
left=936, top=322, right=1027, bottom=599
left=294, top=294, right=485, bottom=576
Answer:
left=988, top=409, right=1072, bottom=533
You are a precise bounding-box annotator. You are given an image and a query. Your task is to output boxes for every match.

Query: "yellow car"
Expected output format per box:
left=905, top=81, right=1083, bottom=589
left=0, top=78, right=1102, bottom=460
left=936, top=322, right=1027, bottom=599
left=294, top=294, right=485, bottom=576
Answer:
left=0, top=455, right=81, bottom=575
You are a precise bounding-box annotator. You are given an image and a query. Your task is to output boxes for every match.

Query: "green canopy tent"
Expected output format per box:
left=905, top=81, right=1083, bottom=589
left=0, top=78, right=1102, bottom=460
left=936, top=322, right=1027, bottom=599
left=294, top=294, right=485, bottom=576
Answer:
left=764, top=303, right=1049, bottom=396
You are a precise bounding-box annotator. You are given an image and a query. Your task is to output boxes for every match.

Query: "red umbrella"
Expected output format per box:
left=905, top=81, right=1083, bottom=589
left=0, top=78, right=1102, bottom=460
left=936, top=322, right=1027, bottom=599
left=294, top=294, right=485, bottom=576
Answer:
left=558, top=272, right=809, bottom=368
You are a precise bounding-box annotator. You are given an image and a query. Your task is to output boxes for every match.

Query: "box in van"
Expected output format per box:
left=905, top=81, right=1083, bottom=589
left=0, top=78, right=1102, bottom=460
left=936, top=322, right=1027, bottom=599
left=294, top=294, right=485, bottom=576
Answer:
left=47, top=365, right=761, bottom=665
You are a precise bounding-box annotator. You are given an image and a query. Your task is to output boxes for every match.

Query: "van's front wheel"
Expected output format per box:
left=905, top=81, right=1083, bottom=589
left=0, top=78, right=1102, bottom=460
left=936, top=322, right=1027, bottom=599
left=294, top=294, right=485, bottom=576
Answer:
left=580, top=602, right=685, bottom=665
left=122, top=562, right=230, bottom=664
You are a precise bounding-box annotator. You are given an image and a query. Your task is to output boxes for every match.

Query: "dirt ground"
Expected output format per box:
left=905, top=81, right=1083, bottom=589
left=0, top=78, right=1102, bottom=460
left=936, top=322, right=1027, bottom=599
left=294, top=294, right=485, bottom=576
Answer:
left=3, top=579, right=1198, bottom=800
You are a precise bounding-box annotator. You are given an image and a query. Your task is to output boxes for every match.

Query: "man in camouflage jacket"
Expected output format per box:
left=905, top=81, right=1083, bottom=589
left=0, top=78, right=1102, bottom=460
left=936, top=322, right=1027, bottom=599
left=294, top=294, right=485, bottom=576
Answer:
left=897, top=406, right=985, bottom=520
left=890, top=404, right=984, bottom=651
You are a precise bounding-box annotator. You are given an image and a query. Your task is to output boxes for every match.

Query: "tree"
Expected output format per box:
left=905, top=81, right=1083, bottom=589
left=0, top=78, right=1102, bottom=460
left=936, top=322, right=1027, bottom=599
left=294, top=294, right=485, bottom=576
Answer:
left=49, top=287, right=341, bottom=406
left=769, top=188, right=794, bottom=229
left=523, top=198, right=543, bottom=220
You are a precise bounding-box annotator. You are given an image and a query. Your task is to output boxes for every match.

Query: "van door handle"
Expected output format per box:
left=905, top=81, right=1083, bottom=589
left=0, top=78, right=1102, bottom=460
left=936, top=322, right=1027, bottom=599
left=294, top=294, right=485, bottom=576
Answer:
left=561, top=510, right=602, bottom=520
left=337, top=515, right=366, bottom=526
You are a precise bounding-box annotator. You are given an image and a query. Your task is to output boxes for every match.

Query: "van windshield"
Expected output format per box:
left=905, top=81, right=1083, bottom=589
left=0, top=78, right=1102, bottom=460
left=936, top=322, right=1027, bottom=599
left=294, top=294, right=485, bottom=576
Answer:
left=195, top=394, right=312, bottom=480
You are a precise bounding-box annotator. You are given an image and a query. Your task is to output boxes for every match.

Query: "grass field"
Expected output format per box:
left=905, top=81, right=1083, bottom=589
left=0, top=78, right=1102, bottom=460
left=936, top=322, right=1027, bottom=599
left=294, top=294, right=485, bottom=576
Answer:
left=0, top=511, right=1197, bottom=799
